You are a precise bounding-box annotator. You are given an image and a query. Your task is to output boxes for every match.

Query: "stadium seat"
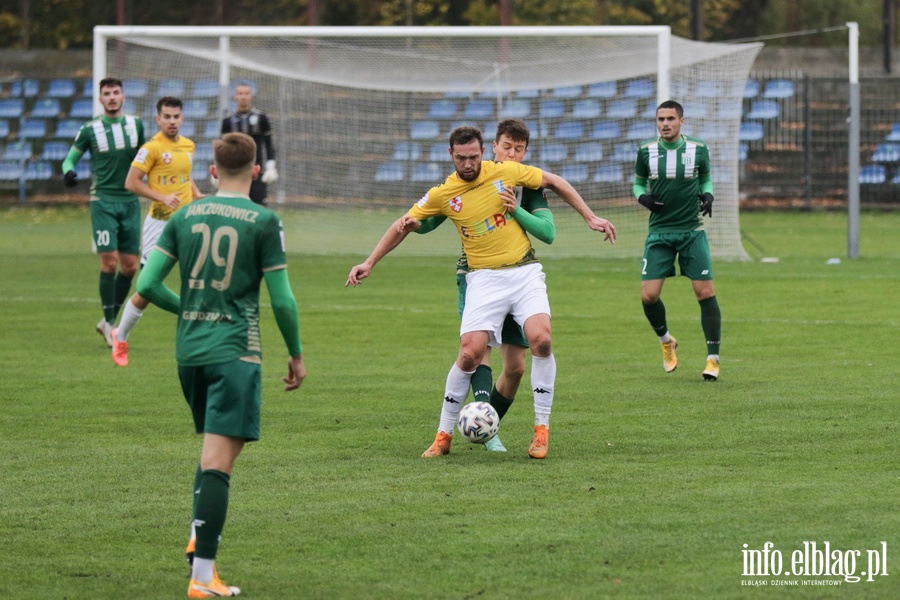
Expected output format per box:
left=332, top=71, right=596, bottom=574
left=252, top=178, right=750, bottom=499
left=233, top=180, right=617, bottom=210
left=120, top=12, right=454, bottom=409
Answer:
left=741, top=79, right=760, bottom=98
left=10, top=79, right=40, bottom=98
left=593, top=164, right=624, bottom=182
left=590, top=121, right=621, bottom=140
left=69, top=99, right=94, bottom=119
left=3, top=141, right=33, bottom=161
left=191, top=79, right=219, bottom=98
left=204, top=120, right=222, bottom=139
left=194, top=143, right=214, bottom=162
left=738, top=143, right=748, bottom=161
left=25, top=160, right=54, bottom=181
left=47, top=78, right=77, bottom=99
left=157, top=79, right=186, bottom=98
left=74, top=160, right=91, bottom=179
left=891, top=170, right=900, bottom=185
left=626, top=121, right=657, bottom=140
left=463, top=100, right=494, bottom=120
left=483, top=145, right=494, bottom=161
left=551, top=85, right=583, bottom=99
left=694, top=80, right=724, bottom=98
left=499, top=99, right=531, bottom=119
left=885, top=123, right=900, bottom=142
left=538, top=99, right=565, bottom=119
left=392, top=142, right=422, bottom=161
left=0, top=99, right=24, bottom=119
left=609, top=143, right=636, bottom=162
left=859, top=164, right=887, bottom=184
left=586, top=81, right=617, bottom=98
left=0, top=160, right=24, bottom=180
left=641, top=102, right=658, bottom=119
left=683, top=100, right=708, bottom=119
left=0, top=120, right=8, bottom=139
left=573, top=142, right=603, bottom=162
left=745, top=100, right=779, bottom=120
left=410, top=120, right=440, bottom=139
left=123, top=79, right=149, bottom=98
left=41, top=141, right=70, bottom=161
left=738, top=121, right=764, bottom=141
left=558, top=164, right=589, bottom=182
left=81, top=79, right=93, bottom=97
left=375, top=162, right=405, bottom=182
left=31, top=98, right=62, bottom=119
left=871, top=143, right=900, bottom=163
left=179, top=121, right=196, bottom=138
left=554, top=121, right=584, bottom=141
left=524, top=121, right=550, bottom=140
left=624, top=79, right=654, bottom=99
left=570, top=99, right=601, bottom=119
left=717, top=101, right=744, bottom=120
left=763, top=79, right=795, bottom=99
left=411, top=162, right=443, bottom=182
left=182, top=100, right=209, bottom=119
left=515, top=83, right=542, bottom=98
left=698, top=122, right=729, bottom=140
left=428, top=143, right=447, bottom=161
left=538, top=143, right=567, bottom=163
left=19, top=119, right=48, bottom=139
left=427, top=99, right=458, bottom=120
left=191, top=163, right=210, bottom=182
left=54, top=119, right=82, bottom=139
left=606, top=99, right=637, bottom=119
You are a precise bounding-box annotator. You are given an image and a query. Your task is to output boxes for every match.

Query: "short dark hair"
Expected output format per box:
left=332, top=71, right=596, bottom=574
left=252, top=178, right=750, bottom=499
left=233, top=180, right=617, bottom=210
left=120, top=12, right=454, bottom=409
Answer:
left=495, top=119, right=530, bottom=148
left=449, top=126, right=483, bottom=149
left=156, top=96, right=183, bottom=114
left=214, top=133, right=257, bottom=177
left=99, top=78, right=123, bottom=92
left=656, top=100, right=684, bottom=117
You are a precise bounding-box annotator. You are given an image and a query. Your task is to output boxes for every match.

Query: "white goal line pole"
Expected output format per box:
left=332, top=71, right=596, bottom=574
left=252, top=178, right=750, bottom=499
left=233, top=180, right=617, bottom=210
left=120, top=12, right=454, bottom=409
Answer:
left=846, top=21, right=860, bottom=260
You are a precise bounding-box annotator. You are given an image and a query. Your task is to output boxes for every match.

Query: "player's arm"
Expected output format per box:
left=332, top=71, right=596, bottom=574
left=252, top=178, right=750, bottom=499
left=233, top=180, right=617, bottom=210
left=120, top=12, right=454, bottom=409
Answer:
left=263, top=267, right=306, bottom=391
left=125, top=165, right=179, bottom=209
left=345, top=215, right=414, bottom=287
left=501, top=187, right=554, bottom=244
left=414, top=214, right=447, bottom=234
left=61, top=147, right=85, bottom=187
left=539, top=171, right=616, bottom=244
left=135, top=249, right=180, bottom=314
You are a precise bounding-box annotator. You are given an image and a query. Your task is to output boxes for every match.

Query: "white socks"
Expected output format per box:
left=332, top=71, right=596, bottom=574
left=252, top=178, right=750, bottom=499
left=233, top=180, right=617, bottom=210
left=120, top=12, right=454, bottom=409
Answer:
left=438, top=363, right=475, bottom=434
left=115, top=299, right=144, bottom=342
left=531, top=354, right=556, bottom=427
left=192, top=557, right=215, bottom=584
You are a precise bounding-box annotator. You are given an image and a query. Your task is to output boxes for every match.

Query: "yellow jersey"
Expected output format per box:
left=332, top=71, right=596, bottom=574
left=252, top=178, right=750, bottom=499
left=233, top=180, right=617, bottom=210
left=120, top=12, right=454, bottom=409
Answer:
left=408, top=160, right=544, bottom=270
left=131, top=132, right=196, bottom=221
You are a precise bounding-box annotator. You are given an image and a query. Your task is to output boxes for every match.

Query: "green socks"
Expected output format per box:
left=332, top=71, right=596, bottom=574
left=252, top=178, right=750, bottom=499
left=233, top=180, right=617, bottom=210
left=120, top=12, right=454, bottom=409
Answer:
left=194, top=469, right=230, bottom=560
left=100, top=272, right=116, bottom=323
left=489, top=386, right=514, bottom=420
left=470, top=364, right=492, bottom=403
left=699, top=296, right=721, bottom=355
left=642, top=299, right=668, bottom=337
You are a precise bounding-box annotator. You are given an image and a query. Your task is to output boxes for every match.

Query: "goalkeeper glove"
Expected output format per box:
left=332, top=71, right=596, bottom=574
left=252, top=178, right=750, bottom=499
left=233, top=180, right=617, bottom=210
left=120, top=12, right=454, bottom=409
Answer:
left=63, top=170, right=78, bottom=188
left=698, top=192, right=714, bottom=217
left=261, top=160, right=278, bottom=184
left=638, top=194, right=665, bottom=213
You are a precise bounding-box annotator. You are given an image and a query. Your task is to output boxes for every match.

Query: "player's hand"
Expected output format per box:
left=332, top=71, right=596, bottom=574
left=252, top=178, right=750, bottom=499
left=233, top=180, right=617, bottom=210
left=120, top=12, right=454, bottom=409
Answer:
left=397, top=215, right=421, bottom=233
left=283, top=355, right=306, bottom=391
left=162, top=193, right=181, bottom=210
left=499, top=188, right=519, bottom=214
left=261, top=160, right=278, bottom=184
left=587, top=216, right=617, bottom=244
left=698, top=192, right=714, bottom=217
left=638, top=194, right=665, bottom=213
left=345, top=263, right=372, bottom=287
left=63, top=170, right=78, bottom=188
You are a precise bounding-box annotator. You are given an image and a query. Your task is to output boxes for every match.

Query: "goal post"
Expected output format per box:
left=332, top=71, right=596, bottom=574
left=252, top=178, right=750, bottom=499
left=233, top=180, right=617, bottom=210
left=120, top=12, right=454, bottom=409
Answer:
left=94, top=25, right=762, bottom=260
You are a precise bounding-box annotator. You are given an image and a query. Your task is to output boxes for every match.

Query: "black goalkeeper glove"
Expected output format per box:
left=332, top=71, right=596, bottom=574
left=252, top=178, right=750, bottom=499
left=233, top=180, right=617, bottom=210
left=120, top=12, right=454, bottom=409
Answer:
left=638, top=194, right=665, bottom=213
left=698, top=192, right=714, bottom=217
left=63, top=170, right=78, bottom=188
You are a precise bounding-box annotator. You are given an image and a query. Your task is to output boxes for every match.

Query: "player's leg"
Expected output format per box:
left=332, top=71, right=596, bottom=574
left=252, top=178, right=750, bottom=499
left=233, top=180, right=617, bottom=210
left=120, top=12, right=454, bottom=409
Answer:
left=680, top=231, right=720, bottom=380
left=484, top=341, right=527, bottom=453
left=112, top=200, right=141, bottom=321
left=641, top=234, right=678, bottom=372
left=91, top=201, right=118, bottom=346
left=460, top=272, right=494, bottom=404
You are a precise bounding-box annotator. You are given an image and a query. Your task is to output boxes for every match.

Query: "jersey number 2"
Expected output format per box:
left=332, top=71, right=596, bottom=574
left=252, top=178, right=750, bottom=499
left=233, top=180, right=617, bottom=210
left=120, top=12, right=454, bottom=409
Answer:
left=190, top=223, right=238, bottom=291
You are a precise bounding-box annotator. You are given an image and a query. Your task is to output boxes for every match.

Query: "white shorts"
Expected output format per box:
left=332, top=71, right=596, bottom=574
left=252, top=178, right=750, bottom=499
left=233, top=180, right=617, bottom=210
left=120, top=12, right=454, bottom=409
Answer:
left=140, top=215, right=167, bottom=265
left=460, top=262, right=550, bottom=346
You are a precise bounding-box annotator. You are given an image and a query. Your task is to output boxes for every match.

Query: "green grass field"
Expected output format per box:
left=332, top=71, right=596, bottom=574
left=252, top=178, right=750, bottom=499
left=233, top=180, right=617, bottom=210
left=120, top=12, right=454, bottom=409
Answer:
left=1, top=207, right=898, bottom=599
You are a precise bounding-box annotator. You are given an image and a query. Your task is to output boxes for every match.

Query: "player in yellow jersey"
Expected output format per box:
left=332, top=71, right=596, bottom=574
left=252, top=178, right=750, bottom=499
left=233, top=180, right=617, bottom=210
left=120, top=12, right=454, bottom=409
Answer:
left=347, top=126, right=616, bottom=459
left=111, top=96, right=206, bottom=366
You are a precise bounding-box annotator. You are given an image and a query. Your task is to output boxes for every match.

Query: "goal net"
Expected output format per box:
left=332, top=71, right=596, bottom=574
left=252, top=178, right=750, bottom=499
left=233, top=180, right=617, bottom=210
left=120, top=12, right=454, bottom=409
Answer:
left=95, top=26, right=762, bottom=260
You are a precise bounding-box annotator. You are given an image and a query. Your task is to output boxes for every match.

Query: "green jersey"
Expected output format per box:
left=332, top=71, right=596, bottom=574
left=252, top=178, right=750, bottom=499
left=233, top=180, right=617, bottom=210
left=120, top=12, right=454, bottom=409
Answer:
left=155, top=192, right=289, bottom=366
left=71, top=114, right=145, bottom=202
left=635, top=135, right=710, bottom=233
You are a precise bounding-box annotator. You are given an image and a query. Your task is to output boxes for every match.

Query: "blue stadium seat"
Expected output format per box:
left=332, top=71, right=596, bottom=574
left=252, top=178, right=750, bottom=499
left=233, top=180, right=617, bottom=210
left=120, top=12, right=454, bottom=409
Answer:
left=538, top=143, right=567, bottom=163
left=515, top=87, right=541, bottom=99
left=179, top=121, right=196, bottom=138
left=375, top=162, right=405, bottom=182
left=123, top=79, right=149, bottom=98
left=75, top=160, right=91, bottom=179
left=699, top=122, right=729, bottom=140
left=626, top=122, right=657, bottom=140
left=559, top=164, right=589, bottom=182
left=81, top=79, right=93, bottom=97
left=763, top=79, right=795, bottom=99
left=410, top=120, right=440, bottom=140
left=624, top=79, right=654, bottom=99
left=586, top=81, right=617, bottom=98
left=411, top=162, right=443, bottom=182
left=717, top=101, right=744, bottom=120
left=745, top=100, right=779, bottom=120
left=10, top=79, right=40, bottom=98
left=538, top=99, right=564, bottom=119
left=392, top=142, right=422, bottom=161
left=606, top=99, right=637, bottom=119
left=609, top=143, right=636, bottom=162
left=25, top=160, right=54, bottom=180
left=551, top=85, right=583, bottom=99
left=554, top=121, right=584, bottom=141
left=0, top=99, right=24, bottom=119
left=570, top=99, right=601, bottom=119
left=593, top=164, right=624, bottom=182
left=886, top=123, right=900, bottom=142
left=428, top=143, right=447, bottom=161
left=463, top=100, right=493, bottom=120
left=3, top=141, right=33, bottom=161
left=427, top=99, right=458, bottom=120
left=0, top=160, right=24, bottom=180
left=694, top=80, right=724, bottom=98
left=191, top=163, right=210, bottom=182
left=194, top=143, right=214, bottom=162
left=47, top=78, right=77, bottom=99
left=19, top=119, right=48, bottom=139
left=69, top=99, right=94, bottom=119
left=859, top=164, right=887, bottom=184
left=483, top=145, right=494, bottom=161
left=683, top=100, right=708, bottom=119
left=591, top=121, right=621, bottom=140
left=739, top=122, right=764, bottom=141
left=0, top=120, right=8, bottom=138
left=157, top=79, right=186, bottom=98
left=192, top=79, right=219, bottom=98
left=31, top=98, right=61, bottom=119
left=871, top=143, right=900, bottom=162
left=573, top=142, right=603, bottom=162
left=741, top=79, right=760, bottom=98
left=738, top=143, right=748, bottom=161
left=41, top=141, right=70, bottom=161
left=891, top=170, right=900, bottom=185
left=55, top=119, right=82, bottom=139
left=204, top=120, right=222, bottom=139
left=641, top=102, right=658, bottom=119
left=524, top=121, right=550, bottom=140
left=183, top=100, right=208, bottom=120
left=499, top=99, right=531, bottom=119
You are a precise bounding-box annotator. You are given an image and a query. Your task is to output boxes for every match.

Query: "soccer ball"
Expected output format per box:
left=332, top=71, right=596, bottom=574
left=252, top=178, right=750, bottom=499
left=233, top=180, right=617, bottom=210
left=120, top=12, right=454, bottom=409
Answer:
left=456, top=402, right=499, bottom=444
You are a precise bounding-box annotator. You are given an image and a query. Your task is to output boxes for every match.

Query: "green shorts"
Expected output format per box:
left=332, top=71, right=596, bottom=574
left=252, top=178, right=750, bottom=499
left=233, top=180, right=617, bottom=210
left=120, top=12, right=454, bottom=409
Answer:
left=90, top=199, right=141, bottom=255
left=641, top=230, right=713, bottom=281
left=178, top=359, right=262, bottom=441
left=457, top=272, right=529, bottom=348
